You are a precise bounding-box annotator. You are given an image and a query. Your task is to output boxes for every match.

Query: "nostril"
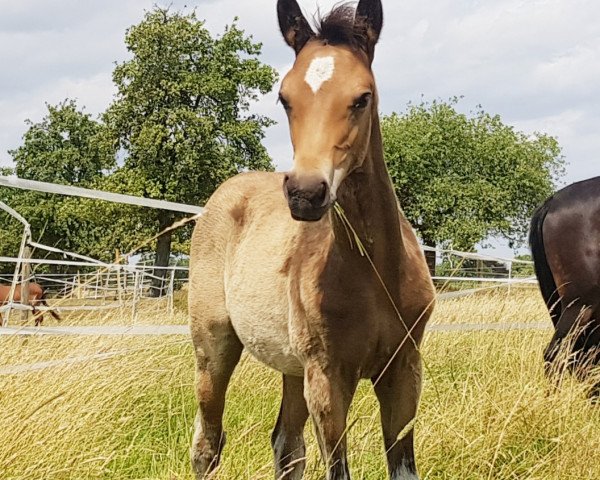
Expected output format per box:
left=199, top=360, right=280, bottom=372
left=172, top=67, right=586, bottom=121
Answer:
left=314, top=181, right=329, bottom=207
left=318, top=181, right=327, bottom=197
left=283, top=174, right=290, bottom=197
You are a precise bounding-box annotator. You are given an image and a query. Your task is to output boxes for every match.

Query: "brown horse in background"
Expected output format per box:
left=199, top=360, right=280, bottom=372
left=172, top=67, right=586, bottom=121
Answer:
left=0, top=282, right=61, bottom=326
left=188, top=1, right=435, bottom=479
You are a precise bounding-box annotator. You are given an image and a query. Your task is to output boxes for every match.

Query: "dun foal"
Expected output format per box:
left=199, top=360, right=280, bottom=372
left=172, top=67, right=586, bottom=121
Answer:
left=189, top=1, right=435, bottom=478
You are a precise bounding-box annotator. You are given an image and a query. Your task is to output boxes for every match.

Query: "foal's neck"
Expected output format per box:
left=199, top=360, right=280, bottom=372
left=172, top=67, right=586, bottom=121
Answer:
left=334, top=113, right=404, bottom=263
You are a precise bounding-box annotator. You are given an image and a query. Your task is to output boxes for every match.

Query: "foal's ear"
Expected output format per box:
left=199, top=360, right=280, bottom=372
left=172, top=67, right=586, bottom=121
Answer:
left=277, top=0, right=315, bottom=54
left=356, top=0, right=383, bottom=59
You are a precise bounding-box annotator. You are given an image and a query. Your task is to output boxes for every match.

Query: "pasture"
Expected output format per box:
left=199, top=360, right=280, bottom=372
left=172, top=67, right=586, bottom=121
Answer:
left=1, top=290, right=599, bottom=479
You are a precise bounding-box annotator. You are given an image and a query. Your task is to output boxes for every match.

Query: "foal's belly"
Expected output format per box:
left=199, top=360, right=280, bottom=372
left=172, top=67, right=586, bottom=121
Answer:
left=228, top=303, right=303, bottom=376
left=225, top=275, right=304, bottom=377
left=231, top=312, right=303, bottom=377
left=222, top=203, right=309, bottom=377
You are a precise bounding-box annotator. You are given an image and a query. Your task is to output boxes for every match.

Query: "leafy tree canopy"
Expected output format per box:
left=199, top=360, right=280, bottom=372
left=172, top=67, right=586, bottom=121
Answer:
left=103, top=7, right=278, bottom=293
left=105, top=7, right=277, bottom=206
left=1, top=8, right=278, bottom=281
left=10, top=99, right=115, bottom=185
left=0, top=100, right=117, bottom=273
left=382, top=98, right=565, bottom=252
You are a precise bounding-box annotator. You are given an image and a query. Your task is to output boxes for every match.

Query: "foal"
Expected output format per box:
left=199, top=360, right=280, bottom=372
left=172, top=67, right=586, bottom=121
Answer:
left=0, top=282, right=61, bottom=326
left=189, top=1, right=435, bottom=478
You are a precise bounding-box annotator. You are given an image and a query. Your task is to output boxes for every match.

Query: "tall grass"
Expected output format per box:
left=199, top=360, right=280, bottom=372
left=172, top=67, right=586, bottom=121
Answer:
left=15, top=288, right=546, bottom=328
left=1, top=291, right=598, bottom=479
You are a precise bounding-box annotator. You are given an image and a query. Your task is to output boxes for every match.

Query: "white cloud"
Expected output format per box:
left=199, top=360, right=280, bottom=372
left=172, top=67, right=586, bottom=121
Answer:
left=513, top=108, right=600, bottom=183
left=532, top=43, right=600, bottom=93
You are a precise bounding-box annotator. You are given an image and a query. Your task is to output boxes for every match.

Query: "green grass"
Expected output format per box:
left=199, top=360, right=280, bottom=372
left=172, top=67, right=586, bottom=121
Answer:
left=1, top=291, right=599, bottom=479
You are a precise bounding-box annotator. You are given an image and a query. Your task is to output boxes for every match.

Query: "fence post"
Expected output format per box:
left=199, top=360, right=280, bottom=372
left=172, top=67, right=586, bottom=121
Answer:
left=94, top=274, right=99, bottom=300
left=105, top=269, right=111, bottom=302
left=167, top=268, right=176, bottom=315
left=131, top=271, right=140, bottom=323
left=20, top=246, right=32, bottom=322
left=76, top=271, right=82, bottom=299
left=115, top=249, right=123, bottom=306
left=3, top=224, right=30, bottom=327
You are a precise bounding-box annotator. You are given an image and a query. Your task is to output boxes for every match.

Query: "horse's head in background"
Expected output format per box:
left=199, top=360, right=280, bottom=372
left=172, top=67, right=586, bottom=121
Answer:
left=277, top=0, right=383, bottom=221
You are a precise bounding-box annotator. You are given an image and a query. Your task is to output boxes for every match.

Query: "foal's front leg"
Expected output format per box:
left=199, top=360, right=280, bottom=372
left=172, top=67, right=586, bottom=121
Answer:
left=190, top=321, right=242, bottom=479
left=373, top=347, right=422, bottom=480
left=304, top=361, right=358, bottom=480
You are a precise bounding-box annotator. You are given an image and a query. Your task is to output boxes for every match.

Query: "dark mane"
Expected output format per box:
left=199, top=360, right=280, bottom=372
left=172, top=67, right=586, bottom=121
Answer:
left=315, top=4, right=368, bottom=50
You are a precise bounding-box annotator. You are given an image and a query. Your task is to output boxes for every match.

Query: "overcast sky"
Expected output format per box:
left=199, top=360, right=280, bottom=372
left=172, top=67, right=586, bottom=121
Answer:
left=1, top=0, right=598, bottom=185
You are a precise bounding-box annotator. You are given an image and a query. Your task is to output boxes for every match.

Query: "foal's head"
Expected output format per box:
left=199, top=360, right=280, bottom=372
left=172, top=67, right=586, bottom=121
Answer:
left=277, top=0, right=383, bottom=221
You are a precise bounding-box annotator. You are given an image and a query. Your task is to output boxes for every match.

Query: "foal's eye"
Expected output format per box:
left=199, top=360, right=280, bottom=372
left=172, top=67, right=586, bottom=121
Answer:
left=352, top=93, right=372, bottom=111
left=278, top=93, right=291, bottom=112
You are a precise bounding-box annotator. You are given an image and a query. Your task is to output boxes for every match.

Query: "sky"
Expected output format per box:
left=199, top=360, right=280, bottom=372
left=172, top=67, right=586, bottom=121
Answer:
left=0, top=0, right=599, bottom=252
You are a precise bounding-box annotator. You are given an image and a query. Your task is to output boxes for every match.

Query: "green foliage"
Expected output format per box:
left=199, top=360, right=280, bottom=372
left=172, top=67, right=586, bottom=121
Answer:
left=102, top=7, right=278, bottom=279
left=10, top=99, right=115, bottom=184
left=382, top=98, right=565, bottom=250
left=0, top=167, right=23, bottom=271
left=104, top=7, right=277, bottom=206
left=0, top=101, right=118, bottom=272
left=1, top=7, right=277, bottom=274
left=512, top=254, right=535, bottom=277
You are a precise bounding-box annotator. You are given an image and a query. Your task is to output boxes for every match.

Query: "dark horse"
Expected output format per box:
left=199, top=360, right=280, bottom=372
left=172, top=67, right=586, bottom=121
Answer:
left=529, top=176, right=600, bottom=395
left=0, top=282, right=61, bottom=326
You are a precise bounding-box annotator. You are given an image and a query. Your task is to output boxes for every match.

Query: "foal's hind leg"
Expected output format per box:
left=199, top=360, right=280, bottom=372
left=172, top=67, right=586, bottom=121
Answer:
left=373, top=347, right=422, bottom=480
left=190, top=319, right=242, bottom=479
left=272, top=375, right=309, bottom=480
left=32, top=307, right=44, bottom=326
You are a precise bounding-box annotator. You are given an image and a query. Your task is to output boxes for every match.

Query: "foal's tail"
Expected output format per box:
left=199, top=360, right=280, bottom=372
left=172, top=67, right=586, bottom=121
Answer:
left=529, top=200, right=561, bottom=324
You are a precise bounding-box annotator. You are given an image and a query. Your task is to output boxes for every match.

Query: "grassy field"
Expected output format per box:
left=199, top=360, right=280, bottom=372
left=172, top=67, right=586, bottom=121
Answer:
left=1, top=289, right=599, bottom=479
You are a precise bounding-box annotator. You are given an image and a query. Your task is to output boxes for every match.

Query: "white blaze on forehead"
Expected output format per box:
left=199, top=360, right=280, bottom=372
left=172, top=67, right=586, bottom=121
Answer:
left=304, top=56, right=335, bottom=94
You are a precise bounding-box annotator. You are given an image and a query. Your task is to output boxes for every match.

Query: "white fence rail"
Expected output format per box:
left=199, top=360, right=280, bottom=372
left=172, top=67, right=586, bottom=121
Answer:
left=0, top=176, right=203, bottom=214
left=0, top=176, right=203, bottom=326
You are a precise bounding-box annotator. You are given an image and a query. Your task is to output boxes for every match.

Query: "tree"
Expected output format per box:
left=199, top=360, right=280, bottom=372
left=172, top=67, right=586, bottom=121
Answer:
left=0, top=167, right=23, bottom=274
left=10, top=99, right=115, bottom=185
left=0, top=100, right=189, bottom=268
left=382, top=98, right=564, bottom=273
left=104, top=7, right=277, bottom=295
left=0, top=100, right=118, bottom=272
left=511, top=254, right=535, bottom=278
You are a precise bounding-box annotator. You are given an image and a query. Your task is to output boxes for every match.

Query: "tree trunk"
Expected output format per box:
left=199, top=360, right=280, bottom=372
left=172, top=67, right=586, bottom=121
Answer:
left=150, top=213, right=173, bottom=297
left=422, top=236, right=437, bottom=278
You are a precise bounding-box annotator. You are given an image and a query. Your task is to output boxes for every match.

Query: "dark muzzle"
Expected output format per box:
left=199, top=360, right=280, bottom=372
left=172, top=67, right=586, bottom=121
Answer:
left=283, top=173, right=331, bottom=221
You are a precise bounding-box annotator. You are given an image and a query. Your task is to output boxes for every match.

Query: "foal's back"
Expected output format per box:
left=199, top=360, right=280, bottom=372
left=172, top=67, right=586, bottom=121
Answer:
left=0, top=282, right=44, bottom=303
